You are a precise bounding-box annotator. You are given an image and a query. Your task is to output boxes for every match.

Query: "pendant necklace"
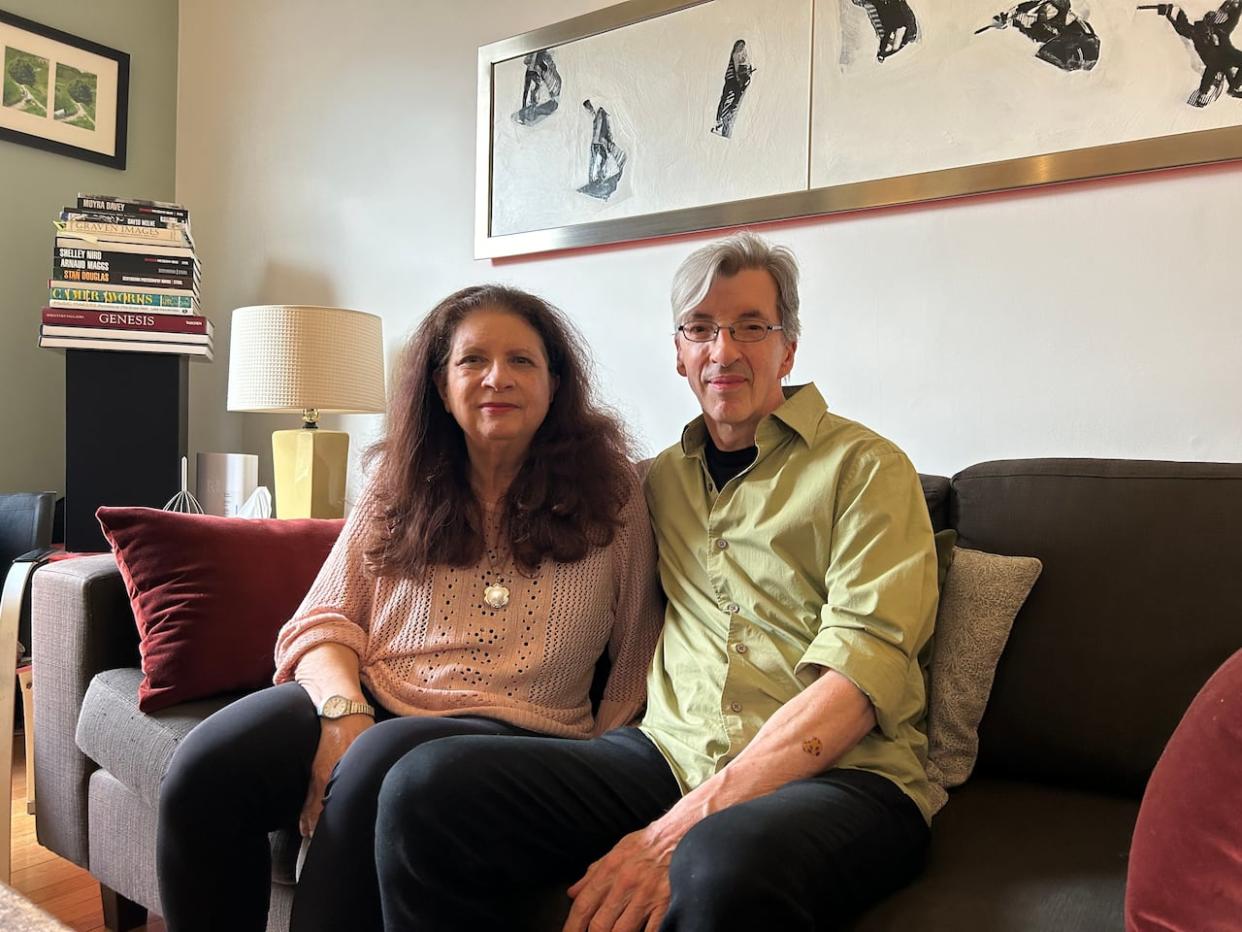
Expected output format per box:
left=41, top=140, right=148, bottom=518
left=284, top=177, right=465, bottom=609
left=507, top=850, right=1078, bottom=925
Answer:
left=483, top=579, right=510, bottom=610
left=482, top=506, right=511, bottom=610
left=480, top=503, right=540, bottom=610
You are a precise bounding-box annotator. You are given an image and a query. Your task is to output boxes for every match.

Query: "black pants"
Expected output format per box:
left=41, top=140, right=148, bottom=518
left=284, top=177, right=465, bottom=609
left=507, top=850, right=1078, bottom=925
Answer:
left=156, top=682, right=531, bottom=932
left=375, top=727, right=930, bottom=931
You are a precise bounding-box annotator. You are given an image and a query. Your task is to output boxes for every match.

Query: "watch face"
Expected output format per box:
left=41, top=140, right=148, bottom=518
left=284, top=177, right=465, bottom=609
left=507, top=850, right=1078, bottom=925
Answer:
left=321, top=695, right=349, bottom=718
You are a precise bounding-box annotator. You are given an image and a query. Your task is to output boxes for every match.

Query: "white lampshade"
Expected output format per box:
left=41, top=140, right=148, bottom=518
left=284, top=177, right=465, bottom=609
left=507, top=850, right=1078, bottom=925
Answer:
left=226, top=305, right=386, bottom=414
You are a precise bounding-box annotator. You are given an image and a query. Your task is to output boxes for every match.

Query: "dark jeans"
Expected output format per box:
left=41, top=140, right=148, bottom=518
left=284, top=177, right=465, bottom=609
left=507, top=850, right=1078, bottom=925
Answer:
left=375, top=727, right=930, bottom=931
left=156, top=682, right=531, bottom=932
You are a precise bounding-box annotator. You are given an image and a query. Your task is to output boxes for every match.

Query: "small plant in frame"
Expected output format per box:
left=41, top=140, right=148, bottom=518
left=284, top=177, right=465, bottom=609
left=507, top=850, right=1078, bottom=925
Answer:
left=4, top=46, right=49, bottom=116
left=54, top=62, right=96, bottom=129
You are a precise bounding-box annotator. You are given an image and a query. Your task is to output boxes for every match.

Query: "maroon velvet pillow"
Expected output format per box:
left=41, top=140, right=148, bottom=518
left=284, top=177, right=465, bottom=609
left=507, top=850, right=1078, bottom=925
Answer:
left=1125, top=648, right=1242, bottom=931
left=96, top=507, right=344, bottom=712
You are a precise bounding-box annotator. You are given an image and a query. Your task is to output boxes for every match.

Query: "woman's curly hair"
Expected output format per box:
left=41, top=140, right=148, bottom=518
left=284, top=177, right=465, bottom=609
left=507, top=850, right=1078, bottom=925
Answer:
left=364, top=285, right=635, bottom=577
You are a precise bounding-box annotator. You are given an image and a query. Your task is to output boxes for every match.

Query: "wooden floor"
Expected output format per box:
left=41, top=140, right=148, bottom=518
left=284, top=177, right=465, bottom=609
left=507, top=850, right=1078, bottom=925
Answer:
left=9, top=737, right=165, bottom=931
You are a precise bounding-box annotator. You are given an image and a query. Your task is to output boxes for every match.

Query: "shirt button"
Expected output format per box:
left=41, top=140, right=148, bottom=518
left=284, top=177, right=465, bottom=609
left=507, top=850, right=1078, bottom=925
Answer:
left=730, top=701, right=743, bottom=713
left=734, top=643, right=748, bottom=654
left=715, top=538, right=729, bottom=550
left=724, top=602, right=740, bottom=614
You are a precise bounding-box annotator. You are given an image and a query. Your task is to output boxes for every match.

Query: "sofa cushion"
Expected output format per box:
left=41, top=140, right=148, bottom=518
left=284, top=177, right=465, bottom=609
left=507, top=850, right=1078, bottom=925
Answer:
left=96, top=507, right=343, bottom=712
left=919, top=474, right=951, bottom=532
left=950, top=459, right=1242, bottom=796
left=926, top=548, right=1042, bottom=792
left=850, top=778, right=1135, bottom=931
left=75, top=667, right=244, bottom=808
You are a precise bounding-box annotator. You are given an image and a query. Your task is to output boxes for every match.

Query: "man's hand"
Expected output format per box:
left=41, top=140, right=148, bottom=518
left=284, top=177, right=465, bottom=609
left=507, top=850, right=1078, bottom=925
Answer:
left=562, top=671, right=876, bottom=930
left=299, top=715, right=373, bottom=837
left=563, top=820, right=688, bottom=932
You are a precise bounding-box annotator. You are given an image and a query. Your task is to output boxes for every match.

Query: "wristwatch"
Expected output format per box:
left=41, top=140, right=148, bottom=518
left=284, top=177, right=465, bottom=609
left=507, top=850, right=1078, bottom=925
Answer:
left=317, top=694, right=376, bottom=720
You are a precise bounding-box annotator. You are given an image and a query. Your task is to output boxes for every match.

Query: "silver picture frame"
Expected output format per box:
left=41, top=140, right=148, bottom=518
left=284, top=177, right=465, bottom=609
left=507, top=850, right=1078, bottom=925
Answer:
left=476, top=0, right=1242, bottom=260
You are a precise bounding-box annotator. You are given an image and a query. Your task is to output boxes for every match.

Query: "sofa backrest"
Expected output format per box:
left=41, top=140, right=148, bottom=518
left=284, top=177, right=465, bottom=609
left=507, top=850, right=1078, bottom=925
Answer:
left=919, top=475, right=951, bottom=532
left=950, top=458, right=1242, bottom=798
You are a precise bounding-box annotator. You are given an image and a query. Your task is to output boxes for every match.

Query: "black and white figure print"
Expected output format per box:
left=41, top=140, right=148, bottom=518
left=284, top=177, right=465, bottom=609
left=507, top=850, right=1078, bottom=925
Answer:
left=512, top=49, right=563, bottom=126
left=815, top=1, right=1242, bottom=194
left=711, top=39, right=757, bottom=137
left=578, top=98, right=627, bottom=200
left=850, top=0, right=920, bottom=62
left=1141, top=1, right=1242, bottom=106
left=977, top=0, right=1101, bottom=72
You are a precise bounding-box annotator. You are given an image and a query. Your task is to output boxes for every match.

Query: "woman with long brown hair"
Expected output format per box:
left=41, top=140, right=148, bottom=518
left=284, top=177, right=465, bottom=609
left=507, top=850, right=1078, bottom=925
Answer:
left=156, top=285, right=662, bottom=932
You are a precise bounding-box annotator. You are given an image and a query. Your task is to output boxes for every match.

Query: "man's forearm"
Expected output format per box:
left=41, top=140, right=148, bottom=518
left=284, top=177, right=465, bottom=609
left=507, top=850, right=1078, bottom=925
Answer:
left=663, top=670, right=876, bottom=828
left=561, top=672, right=878, bottom=931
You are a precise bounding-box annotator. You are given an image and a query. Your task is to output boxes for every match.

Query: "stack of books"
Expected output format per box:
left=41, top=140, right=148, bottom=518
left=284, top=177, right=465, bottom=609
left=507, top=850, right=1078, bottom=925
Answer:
left=38, top=194, right=213, bottom=360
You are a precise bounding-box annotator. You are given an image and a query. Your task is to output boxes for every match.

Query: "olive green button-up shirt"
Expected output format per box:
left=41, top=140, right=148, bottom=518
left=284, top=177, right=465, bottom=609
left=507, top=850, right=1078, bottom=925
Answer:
left=639, top=384, right=939, bottom=822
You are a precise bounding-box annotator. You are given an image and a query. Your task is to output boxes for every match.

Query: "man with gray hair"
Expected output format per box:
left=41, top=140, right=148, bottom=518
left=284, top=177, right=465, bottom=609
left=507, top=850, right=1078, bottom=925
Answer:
left=374, top=232, right=939, bottom=930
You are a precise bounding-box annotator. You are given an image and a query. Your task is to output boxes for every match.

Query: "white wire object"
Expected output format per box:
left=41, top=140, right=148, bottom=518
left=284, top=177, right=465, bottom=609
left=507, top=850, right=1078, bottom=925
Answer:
left=163, top=457, right=205, bottom=514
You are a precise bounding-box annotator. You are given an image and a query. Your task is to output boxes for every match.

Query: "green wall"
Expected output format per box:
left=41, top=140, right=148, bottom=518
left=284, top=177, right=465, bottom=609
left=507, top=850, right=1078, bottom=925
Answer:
left=0, top=0, right=178, bottom=494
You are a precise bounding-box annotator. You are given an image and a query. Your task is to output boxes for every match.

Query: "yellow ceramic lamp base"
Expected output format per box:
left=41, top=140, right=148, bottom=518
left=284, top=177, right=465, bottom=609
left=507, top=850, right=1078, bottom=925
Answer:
left=272, top=428, right=349, bottom=518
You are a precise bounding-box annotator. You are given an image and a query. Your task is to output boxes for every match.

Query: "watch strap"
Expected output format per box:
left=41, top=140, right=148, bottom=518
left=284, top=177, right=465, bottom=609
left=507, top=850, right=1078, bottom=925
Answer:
left=318, top=695, right=376, bottom=719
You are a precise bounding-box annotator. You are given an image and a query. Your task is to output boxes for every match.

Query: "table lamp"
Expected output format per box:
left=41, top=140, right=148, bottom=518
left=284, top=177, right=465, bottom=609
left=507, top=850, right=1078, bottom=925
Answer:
left=226, top=305, right=385, bottom=518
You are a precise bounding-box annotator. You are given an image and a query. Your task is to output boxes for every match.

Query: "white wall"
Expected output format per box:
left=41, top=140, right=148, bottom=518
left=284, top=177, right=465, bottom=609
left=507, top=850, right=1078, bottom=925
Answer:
left=176, top=0, right=1242, bottom=490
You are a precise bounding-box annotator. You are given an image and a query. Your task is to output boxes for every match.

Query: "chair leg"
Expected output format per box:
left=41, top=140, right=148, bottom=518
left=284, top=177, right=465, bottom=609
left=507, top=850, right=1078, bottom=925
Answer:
left=0, top=563, right=37, bottom=884
left=100, top=884, right=147, bottom=932
left=17, top=665, right=34, bottom=814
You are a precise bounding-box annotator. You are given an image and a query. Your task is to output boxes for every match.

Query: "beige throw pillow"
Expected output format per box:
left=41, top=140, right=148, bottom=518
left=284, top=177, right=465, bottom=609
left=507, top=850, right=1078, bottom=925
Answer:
left=925, top=547, right=1043, bottom=800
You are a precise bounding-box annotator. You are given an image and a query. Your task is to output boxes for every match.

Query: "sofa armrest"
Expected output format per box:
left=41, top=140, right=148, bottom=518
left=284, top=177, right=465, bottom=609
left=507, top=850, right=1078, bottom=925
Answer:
left=32, top=554, right=140, bottom=869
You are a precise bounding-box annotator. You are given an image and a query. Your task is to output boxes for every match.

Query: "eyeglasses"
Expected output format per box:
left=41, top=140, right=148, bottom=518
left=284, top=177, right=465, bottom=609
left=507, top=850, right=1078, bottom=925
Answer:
left=676, top=321, right=784, bottom=343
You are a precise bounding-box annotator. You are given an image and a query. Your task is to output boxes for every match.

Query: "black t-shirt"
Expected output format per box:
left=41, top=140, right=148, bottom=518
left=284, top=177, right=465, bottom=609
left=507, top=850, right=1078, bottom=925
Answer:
left=704, top=435, right=758, bottom=491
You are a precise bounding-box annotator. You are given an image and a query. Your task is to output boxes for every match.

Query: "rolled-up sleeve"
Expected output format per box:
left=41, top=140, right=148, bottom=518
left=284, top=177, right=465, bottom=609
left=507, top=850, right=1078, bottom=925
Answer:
left=795, top=450, right=937, bottom=740
left=273, top=479, right=380, bottom=682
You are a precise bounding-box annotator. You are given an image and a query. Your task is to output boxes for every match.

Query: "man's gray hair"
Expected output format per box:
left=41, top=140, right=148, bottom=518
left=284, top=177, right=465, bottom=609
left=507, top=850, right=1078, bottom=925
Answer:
left=670, top=231, right=801, bottom=343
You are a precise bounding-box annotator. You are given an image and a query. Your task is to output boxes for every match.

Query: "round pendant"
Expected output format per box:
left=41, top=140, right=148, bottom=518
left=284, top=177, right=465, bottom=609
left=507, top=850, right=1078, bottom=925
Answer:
left=483, top=584, right=511, bottom=609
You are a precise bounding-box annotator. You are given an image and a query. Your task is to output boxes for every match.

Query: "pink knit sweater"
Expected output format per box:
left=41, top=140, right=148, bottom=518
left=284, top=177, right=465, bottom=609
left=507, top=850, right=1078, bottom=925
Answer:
left=273, top=472, right=663, bottom=738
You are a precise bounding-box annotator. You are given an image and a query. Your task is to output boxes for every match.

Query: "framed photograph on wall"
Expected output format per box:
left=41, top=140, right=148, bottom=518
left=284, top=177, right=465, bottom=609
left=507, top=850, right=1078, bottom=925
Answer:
left=478, top=0, right=814, bottom=258
left=476, top=0, right=1242, bottom=259
left=1, top=9, right=129, bottom=169
left=811, top=0, right=1242, bottom=189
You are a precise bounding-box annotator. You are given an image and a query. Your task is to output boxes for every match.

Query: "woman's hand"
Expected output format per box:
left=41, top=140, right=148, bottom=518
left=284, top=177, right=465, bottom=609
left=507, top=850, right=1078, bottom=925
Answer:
left=291, top=643, right=370, bottom=836
left=299, top=714, right=374, bottom=837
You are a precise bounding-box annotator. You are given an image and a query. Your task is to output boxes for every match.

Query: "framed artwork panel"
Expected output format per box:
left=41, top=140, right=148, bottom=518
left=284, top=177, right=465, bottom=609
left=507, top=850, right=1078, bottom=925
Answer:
left=476, top=0, right=1242, bottom=259
left=1, top=8, right=129, bottom=169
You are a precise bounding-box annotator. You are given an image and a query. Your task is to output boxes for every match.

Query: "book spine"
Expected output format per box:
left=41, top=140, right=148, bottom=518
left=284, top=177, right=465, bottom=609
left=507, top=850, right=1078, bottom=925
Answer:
left=49, top=281, right=197, bottom=299
left=39, top=334, right=214, bottom=360
left=57, top=219, right=189, bottom=247
left=47, top=299, right=193, bottom=317
left=54, top=235, right=195, bottom=259
left=76, top=195, right=189, bottom=223
left=53, top=267, right=196, bottom=290
left=41, top=307, right=210, bottom=335
left=41, top=324, right=212, bottom=345
left=61, top=207, right=165, bottom=228
left=48, top=285, right=197, bottom=310
left=52, top=250, right=198, bottom=289
left=54, top=244, right=195, bottom=275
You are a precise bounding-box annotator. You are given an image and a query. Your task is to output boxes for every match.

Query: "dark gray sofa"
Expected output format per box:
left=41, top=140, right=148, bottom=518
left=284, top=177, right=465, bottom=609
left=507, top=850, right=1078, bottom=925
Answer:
left=32, top=459, right=1242, bottom=931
